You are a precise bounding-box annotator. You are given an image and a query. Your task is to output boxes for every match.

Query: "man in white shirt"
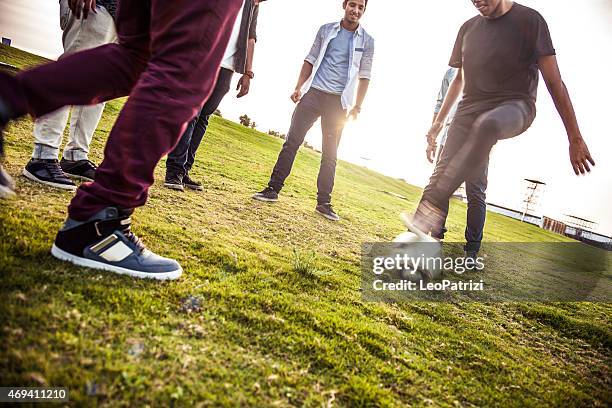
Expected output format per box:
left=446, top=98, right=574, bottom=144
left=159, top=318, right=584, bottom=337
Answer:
left=253, top=0, right=374, bottom=222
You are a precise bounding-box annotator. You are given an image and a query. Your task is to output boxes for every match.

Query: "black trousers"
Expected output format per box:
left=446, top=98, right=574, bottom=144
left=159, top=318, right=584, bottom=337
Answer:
left=268, top=88, right=347, bottom=204
left=166, top=67, right=234, bottom=176
left=417, top=100, right=535, bottom=235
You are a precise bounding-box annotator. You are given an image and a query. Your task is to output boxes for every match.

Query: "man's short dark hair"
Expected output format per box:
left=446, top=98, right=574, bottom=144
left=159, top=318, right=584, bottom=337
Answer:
left=343, top=0, right=368, bottom=6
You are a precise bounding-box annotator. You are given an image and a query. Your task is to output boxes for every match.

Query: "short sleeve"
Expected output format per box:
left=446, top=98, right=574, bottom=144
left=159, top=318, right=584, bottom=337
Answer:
left=249, top=6, right=259, bottom=42
left=448, top=23, right=466, bottom=68
left=533, top=12, right=555, bottom=58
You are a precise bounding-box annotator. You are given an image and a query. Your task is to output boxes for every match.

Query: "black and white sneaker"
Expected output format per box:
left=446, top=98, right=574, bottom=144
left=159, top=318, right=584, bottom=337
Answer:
left=164, top=173, right=184, bottom=191
left=252, top=186, right=278, bottom=202
left=22, top=159, right=76, bottom=191
left=0, top=164, right=15, bottom=199
left=183, top=174, right=203, bottom=191
left=60, top=158, right=97, bottom=181
left=51, top=207, right=182, bottom=280
left=316, top=203, right=340, bottom=222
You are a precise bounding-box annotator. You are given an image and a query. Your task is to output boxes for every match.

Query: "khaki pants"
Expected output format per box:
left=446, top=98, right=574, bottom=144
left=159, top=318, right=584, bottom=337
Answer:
left=32, top=0, right=117, bottom=161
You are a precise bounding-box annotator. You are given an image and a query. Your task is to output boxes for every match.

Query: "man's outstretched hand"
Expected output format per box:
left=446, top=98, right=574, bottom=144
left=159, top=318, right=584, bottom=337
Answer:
left=569, top=137, right=595, bottom=175
left=69, top=0, right=97, bottom=19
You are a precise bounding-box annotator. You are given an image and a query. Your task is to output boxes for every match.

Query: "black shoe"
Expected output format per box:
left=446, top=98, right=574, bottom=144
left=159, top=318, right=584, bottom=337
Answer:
left=464, top=250, right=480, bottom=271
left=22, top=159, right=76, bottom=191
left=183, top=174, right=203, bottom=191
left=51, top=207, right=182, bottom=280
left=164, top=173, right=184, bottom=191
left=0, top=164, right=15, bottom=199
left=252, top=186, right=278, bottom=202
left=316, top=203, right=340, bottom=222
left=60, top=158, right=97, bottom=182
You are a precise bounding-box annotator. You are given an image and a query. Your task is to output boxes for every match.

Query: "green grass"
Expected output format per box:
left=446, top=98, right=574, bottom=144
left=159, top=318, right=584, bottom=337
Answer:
left=1, top=44, right=610, bottom=407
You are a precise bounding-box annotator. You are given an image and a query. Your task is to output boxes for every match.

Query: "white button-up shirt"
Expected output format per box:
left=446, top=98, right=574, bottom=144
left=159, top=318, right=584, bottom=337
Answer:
left=302, top=22, right=375, bottom=110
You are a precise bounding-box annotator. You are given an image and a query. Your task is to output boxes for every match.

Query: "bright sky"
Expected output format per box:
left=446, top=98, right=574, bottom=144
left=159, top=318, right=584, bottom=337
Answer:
left=1, top=0, right=611, bottom=236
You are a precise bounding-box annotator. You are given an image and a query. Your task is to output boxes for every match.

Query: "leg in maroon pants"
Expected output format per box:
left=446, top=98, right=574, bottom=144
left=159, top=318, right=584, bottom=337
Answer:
left=69, top=0, right=242, bottom=219
left=2, top=0, right=241, bottom=219
left=0, top=0, right=242, bottom=279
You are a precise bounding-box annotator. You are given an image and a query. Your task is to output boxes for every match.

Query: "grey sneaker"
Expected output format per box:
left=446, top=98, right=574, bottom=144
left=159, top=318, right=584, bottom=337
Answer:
left=316, top=203, right=340, bottom=222
left=252, top=187, right=278, bottom=202
left=51, top=207, right=182, bottom=280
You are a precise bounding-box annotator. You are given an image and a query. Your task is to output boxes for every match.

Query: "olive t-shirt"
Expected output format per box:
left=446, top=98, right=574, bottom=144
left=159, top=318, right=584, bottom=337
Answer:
left=449, top=3, right=555, bottom=115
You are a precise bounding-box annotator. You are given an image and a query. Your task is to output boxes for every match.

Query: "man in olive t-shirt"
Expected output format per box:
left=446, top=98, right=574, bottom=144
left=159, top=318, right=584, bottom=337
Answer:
left=409, top=0, right=595, bottom=248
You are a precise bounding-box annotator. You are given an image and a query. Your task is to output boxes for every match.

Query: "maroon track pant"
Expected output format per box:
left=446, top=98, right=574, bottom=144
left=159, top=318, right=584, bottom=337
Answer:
left=2, top=0, right=241, bottom=220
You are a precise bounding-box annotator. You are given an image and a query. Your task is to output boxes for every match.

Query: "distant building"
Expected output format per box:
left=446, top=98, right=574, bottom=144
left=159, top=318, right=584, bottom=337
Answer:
left=542, top=216, right=567, bottom=235
left=1, top=38, right=11, bottom=46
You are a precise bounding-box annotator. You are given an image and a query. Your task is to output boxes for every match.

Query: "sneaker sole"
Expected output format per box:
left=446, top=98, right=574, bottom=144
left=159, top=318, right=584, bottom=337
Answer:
left=64, top=172, right=94, bottom=182
left=0, top=183, right=15, bottom=199
left=163, top=182, right=184, bottom=191
left=51, top=244, right=182, bottom=281
left=315, top=209, right=340, bottom=222
left=22, top=169, right=77, bottom=191
left=184, top=185, right=203, bottom=191
left=252, top=194, right=278, bottom=202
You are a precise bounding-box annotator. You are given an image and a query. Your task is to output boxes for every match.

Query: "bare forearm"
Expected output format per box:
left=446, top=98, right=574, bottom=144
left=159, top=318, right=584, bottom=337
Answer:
left=434, top=75, right=462, bottom=125
left=547, top=80, right=581, bottom=141
left=354, top=79, right=370, bottom=108
left=295, top=61, right=313, bottom=90
left=245, top=39, right=256, bottom=73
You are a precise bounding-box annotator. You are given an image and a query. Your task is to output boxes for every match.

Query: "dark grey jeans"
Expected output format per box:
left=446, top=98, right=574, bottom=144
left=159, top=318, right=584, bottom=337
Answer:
left=268, top=88, right=347, bottom=204
left=166, top=67, right=234, bottom=177
left=432, top=149, right=489, bottom=252
left=417, top=100, right=535, bottom=237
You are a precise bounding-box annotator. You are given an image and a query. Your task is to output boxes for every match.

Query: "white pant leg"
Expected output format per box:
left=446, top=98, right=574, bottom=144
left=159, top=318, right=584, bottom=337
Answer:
left=32, top=0, right=117, bottom=161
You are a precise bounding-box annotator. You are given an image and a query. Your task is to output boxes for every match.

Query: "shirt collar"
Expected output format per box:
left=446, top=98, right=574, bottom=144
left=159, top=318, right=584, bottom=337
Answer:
left=334, top=20, right=363, bottom=37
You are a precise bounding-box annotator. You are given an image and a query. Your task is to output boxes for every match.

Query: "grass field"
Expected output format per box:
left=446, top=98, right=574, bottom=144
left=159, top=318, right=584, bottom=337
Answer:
left=1, top=44, right=610, bottom=407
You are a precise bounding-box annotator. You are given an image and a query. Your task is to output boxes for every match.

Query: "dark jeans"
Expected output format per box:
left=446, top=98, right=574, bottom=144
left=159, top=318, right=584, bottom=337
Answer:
left=166, top=67, right=234, bottom=176
left=0, top=0, right=242, bottom=220
left=269, top=88, right=346, bottom=204
left=416, top=100, right=535, bottom=237
left=432, top=148, right=489, bottom=252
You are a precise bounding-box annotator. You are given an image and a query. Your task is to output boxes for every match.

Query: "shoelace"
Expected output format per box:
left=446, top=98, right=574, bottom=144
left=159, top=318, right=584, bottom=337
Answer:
left=123, top=228, right=146, bottom=254
left=45, top=160, right=68, bottom=179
